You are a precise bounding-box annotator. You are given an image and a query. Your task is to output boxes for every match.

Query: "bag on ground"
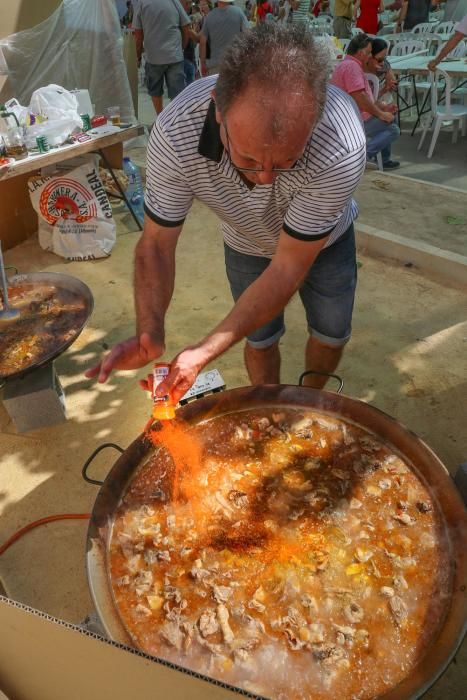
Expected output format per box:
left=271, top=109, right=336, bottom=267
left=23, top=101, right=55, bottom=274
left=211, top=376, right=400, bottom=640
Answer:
left=29, top=155, right=116, bottom=260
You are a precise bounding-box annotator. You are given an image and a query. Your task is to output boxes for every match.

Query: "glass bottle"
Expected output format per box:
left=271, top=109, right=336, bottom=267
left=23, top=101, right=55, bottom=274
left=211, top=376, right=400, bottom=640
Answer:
left=4, top=126, right=28, bottom=160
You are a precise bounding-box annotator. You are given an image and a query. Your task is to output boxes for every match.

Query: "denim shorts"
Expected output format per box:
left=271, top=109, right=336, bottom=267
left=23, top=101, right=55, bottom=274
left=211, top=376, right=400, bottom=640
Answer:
left=224, top=224, right=357, bottom=349
left=145, top=61, right=185, bottom=99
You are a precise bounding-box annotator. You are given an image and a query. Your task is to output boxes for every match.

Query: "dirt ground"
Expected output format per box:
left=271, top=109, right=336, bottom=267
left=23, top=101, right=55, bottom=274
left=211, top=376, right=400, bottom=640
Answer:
left=0, top=194, right=466, bottom=698
left=356, top=172, right=467, bottom=256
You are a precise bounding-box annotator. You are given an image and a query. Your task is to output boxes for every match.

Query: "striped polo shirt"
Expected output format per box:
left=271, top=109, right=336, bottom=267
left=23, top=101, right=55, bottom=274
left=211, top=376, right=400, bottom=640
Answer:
left=145, top=77, right=366, bottom=258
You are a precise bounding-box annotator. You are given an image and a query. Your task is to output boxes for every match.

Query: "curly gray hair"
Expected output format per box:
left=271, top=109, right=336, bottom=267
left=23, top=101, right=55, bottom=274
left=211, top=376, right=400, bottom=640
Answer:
left=215, top=23, right=330, bottom=125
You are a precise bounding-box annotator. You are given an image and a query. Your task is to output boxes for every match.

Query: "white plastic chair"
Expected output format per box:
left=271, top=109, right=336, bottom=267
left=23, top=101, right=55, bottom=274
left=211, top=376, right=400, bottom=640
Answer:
left=435, top=21, right=455, bottom=37
left=423, top=32, right=444, bottom=55
left=412, top=22, right=435, bottom=34
left=316, top=15, right=333, bottom=26
left=391, top=40, right=426, bottom=56
left=449, top=42, right=467, bottom=104
left=417, top=68, right=467, bottom=158
left=386, top=33, right=415, bottom=53
left=365, top=73, right=384, bottom=171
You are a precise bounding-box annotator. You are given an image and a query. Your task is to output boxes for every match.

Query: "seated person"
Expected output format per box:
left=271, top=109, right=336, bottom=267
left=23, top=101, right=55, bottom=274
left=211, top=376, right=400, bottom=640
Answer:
left=368, top=37, right=398, bottom=96
left=331, top=33, right=400, bottom=170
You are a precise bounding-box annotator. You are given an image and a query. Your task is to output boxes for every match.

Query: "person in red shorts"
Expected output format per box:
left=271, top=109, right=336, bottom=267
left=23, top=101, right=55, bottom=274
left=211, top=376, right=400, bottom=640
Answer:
left=256, top=0, right=274, bottom=21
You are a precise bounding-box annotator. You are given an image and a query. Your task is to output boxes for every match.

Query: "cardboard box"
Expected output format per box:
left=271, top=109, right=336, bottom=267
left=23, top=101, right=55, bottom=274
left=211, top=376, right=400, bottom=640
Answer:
left=0, top=595, right=255, bottom=700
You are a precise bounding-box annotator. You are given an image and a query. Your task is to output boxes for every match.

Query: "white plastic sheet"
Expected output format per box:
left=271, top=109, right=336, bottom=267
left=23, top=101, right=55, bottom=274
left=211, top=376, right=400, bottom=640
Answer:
left=0, top=0, right=135, bottom=122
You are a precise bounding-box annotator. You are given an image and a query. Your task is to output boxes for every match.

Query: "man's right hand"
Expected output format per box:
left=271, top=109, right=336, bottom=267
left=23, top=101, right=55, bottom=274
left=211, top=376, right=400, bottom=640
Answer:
left=85, top=332, right=164, bottom=383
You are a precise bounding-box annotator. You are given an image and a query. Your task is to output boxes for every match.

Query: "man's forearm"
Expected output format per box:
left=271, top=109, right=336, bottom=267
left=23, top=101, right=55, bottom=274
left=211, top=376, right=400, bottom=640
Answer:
left=431, top=32, right=463, bottom=65
left=199, top=35, right=207, bottom=63
left=134, top=225, right=180, bottom=342
left=181, top=26, right=190, bottom=49
left=351, top=91, right=386, bottom=119
left=397, top=0, right=407, bottom=28
left=189, top=237, right=327, bottom=368
left=134, top=29, right=143, bottom=62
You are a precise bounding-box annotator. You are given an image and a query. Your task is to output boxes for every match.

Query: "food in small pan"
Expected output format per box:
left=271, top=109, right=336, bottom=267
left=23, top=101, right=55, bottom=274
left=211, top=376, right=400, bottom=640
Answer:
left=0, top=282, right=88, bottom=377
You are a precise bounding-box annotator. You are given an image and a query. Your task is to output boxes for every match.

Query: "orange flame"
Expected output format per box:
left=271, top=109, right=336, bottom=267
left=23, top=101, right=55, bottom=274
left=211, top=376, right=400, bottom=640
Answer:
left=145, top=418, right=204, bottom=504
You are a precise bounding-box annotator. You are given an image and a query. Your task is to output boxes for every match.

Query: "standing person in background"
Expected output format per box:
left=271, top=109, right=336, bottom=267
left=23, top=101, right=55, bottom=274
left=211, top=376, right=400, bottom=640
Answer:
left=312, top=0, right=331, bottom=17
left=396, top=0, right=430, bottom=31
left=121, top=1, right=134, bottom=27
left=271, top=0, right=282, bottom=17
left=257, top=0, right=274, bottom=22
left=133, top=0, right=191, bottom=115
left=290, top=0, right=311, bottom=24
left=191, top=3, right=203, bottom=28
left=333, top=0, right=354, bottom=37
left=198, top=0, right=213, bottom=28
left=354, top=0, right=384, bottom=34
left=278, top=0, right=293, bottom=23
left=200, top=0, right=249, bottom=76
left=181, top=0, right=200, bottom=85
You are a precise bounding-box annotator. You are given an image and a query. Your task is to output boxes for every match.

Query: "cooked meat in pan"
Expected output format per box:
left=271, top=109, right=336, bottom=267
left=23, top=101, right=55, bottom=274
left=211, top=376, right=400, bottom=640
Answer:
left=109, top=408, right=451, bottom=699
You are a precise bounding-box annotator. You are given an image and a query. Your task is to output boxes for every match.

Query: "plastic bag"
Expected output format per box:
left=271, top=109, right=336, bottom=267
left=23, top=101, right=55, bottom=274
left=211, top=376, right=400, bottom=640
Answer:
left=3, top=97, right=29, bottom=125
left=28, top=155, right=116, bottom=261
left=24, top=84, right=83, bottom=147
left=29, top=84, right=82, bottom=123
left=23, top=117, right=81, bottom=149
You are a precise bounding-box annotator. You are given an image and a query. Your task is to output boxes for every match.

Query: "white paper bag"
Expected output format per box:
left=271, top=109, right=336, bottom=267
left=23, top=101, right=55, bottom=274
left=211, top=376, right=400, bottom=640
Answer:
left=28, top=156, right=116, bottom=260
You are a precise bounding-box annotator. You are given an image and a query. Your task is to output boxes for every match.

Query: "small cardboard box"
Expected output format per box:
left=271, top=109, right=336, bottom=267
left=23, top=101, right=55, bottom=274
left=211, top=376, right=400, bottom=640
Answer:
left=0, top=595, right=256, bottom=700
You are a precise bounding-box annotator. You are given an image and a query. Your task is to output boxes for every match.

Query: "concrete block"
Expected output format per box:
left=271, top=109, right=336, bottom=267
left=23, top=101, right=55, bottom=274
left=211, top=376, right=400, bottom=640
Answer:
left=2, top=363, right=67, bottom=433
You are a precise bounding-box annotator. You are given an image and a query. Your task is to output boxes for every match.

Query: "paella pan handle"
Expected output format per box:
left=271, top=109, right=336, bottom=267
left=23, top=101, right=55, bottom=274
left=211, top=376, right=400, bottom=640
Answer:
left=298, top=370, right=344, bottom=394
left=82, top=443, right=124, bottom=486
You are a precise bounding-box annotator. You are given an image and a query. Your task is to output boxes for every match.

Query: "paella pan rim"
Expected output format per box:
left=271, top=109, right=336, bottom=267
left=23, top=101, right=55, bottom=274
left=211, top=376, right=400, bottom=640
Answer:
left=86, top=384, right=467, bottom=700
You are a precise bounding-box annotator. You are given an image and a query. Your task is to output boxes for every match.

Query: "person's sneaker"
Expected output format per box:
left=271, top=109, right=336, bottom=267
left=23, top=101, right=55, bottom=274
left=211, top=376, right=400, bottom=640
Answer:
left=383, top=160, right=400, bottom=170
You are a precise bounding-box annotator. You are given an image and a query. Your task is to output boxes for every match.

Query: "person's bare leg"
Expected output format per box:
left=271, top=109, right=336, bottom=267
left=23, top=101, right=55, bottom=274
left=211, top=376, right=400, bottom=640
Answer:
left=151, top=96, right=163, bottom=115
left=244, top=342, right=281, bottom=385
left=303, top=336, right=344, bottom=389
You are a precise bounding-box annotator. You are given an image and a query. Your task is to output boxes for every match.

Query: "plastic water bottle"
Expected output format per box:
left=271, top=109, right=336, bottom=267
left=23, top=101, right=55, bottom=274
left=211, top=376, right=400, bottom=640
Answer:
left=122, top=156, right=145, bottom=224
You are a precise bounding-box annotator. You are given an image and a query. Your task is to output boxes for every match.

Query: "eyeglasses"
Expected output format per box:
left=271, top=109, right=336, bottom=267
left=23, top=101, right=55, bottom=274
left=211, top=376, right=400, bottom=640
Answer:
left=223, top=121, right=309, bottom=174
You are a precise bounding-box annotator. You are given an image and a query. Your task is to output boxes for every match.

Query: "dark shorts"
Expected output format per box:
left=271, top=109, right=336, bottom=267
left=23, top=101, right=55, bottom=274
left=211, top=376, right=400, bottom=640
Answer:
left=224, top=224, right=357, bottom=349
left=145, top=61, right=185, bottom=99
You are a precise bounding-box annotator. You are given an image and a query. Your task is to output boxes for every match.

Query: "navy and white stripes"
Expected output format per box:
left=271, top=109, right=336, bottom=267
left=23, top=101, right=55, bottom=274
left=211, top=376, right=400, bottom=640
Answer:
left=145, top=77, right=366, bottom=257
